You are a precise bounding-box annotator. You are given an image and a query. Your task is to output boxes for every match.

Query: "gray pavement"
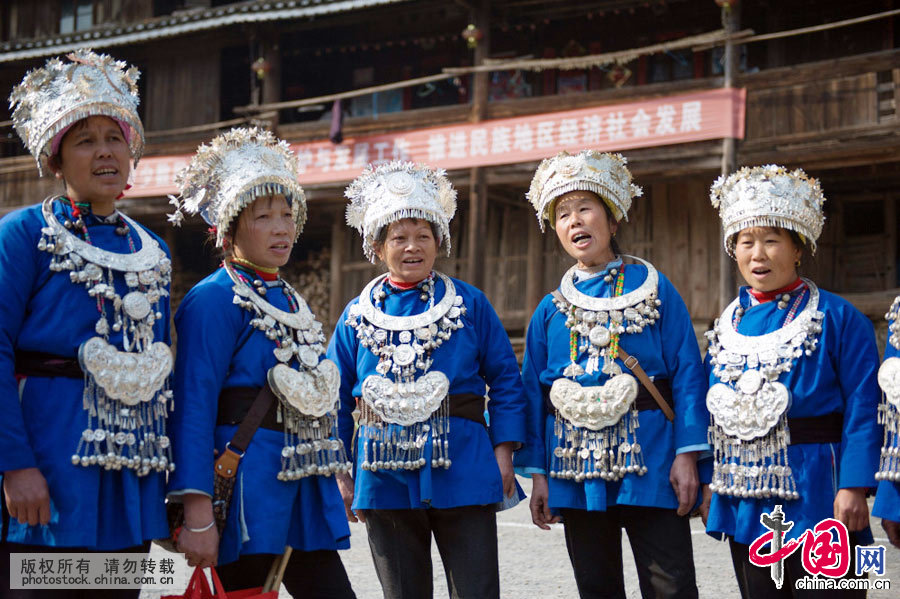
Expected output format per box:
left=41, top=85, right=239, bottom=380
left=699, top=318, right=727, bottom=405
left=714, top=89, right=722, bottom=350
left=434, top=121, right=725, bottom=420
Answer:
left=141, top=476, right=899, bottom=598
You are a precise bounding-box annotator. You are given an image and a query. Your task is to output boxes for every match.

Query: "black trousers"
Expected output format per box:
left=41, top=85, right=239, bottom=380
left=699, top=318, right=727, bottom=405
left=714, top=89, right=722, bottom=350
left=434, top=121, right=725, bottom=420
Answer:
left=363, top=505, right=499, bottom=599
left=216, top=550, right=356, bottom=599
left=729, top=537, right=867, bottom=598
left=559, top=506, right=699, bottom=599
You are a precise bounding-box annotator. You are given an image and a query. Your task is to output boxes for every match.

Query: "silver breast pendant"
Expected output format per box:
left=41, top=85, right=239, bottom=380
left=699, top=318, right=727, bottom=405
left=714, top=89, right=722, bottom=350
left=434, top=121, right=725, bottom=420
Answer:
left=226, top=263, right=350, bottom=481
left=348, top=271, right=465, bottom=472
left=877, top=296, right=900, bottom=482
left=38, top=198, right=174, bottom=476
left=705, top=279, right=823, bottom=500
left=549, top=256, right=660, bottom=482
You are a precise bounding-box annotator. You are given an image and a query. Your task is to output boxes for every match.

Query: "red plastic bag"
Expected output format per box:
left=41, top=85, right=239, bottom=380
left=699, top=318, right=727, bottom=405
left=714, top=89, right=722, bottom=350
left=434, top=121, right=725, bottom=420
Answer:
left=162, top=566, right=278, bottom=599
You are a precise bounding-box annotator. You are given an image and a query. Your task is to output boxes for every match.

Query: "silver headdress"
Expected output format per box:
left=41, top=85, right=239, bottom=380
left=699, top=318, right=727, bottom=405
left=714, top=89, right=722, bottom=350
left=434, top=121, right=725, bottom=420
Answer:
left=527, top=150, right=642, bottom=231
left=170, top=127, right=307, bottom=247
left=345, top=161, right=457, bottom=263
left=710, top=164, right=826, bottom=257
left=9, top=48, right=144, bottom=175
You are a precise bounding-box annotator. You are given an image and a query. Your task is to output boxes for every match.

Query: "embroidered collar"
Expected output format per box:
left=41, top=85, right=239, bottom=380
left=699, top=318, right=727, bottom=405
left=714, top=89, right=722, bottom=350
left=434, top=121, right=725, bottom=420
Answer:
left=746, top=278, right=805, bottom=304
left=573, top=258, right=624, bottom=283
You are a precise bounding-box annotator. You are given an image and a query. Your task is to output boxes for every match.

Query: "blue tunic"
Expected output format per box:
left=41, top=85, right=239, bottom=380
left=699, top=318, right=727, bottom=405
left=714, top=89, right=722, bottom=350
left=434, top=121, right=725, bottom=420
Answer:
left=0, top=199, right=170, bottom=550
left=169, top=267, right=351, bottom=565
left=706, top=285, right=881, bottom=545
left=515, top=261, right=709, bottom=511
left=873, top=313, right=900, bottom=524
left=326, top=275, right=526, bottom=510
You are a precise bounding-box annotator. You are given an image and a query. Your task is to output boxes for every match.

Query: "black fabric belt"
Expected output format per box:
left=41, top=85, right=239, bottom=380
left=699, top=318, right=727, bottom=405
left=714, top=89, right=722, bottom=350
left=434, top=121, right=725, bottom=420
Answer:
left=544, top=378, right=673, bottom=416
left=353, top=392, right=487, bottom=428
left=218, top=386, right=284, bottom=433
left=447, top=393, right=487, bottom=427
left=15, top=350, right=83, bottom=379
left=787, top=412, right=843, bottom=445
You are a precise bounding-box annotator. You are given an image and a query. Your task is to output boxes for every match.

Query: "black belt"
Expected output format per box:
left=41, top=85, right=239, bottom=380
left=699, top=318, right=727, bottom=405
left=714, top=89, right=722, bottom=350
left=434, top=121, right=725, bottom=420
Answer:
left=788, top=412, right=843, bottom=445
left=353, top=393, right=488, bottom=428
left=544, top=378, right=673, bottom=416
left=15, top=350, right=83, bottom=379
left=218, top=386, right=284, bottom=433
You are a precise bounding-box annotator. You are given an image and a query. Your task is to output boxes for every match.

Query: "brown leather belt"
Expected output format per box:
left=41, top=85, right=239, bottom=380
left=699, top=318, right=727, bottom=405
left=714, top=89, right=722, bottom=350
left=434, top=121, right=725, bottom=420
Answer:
left=788, top=412, right=843, bottom=445
left=15, top=350, right=83, bottom=379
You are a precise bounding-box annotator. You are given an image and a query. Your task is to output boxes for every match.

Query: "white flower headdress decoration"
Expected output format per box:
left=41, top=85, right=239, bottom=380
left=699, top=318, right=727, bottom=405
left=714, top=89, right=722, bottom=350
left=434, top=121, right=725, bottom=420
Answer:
left=169, top=127, right=307, bottom=247
left=710, top=164, right=826, bottom=257
left=345, top=161, right=457, bottom=263
left=9, top=48, right=144, bottom=175
left=527, top=150, right=642, bottom=231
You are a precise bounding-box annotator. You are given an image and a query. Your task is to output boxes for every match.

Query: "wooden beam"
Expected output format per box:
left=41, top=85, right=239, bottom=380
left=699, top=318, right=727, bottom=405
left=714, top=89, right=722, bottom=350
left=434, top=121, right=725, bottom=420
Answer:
left=329, top=210, right=345, bottom=327
left=466, top=0, right=490, bottom=288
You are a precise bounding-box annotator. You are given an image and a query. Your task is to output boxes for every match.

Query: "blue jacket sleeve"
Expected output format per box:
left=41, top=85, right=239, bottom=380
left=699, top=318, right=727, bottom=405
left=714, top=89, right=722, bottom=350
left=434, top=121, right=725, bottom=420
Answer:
left=326, top=303, right=361, bottom=457
left=658, top=274, right=710, bottom=453
left=471, top=289, right=526, bottom=448
left=168, top=282, right=243, bottom=496
left=832, top=302, right=881, bottom=489
left=0, top=210, right=40, bottom=472
left=514, top=297, right=551, bottom=472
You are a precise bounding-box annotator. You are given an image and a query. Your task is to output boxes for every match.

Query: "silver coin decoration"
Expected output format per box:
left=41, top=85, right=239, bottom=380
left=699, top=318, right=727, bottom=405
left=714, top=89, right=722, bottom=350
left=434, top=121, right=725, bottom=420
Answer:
left=37, top=198, right=175, bottom=477
left=225, top=262, right=350, bottom=481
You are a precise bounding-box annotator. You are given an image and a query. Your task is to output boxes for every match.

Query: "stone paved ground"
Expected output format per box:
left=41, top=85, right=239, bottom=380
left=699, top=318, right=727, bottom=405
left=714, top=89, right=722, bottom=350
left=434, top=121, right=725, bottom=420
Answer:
left=142, top=477, right=899, bottom=598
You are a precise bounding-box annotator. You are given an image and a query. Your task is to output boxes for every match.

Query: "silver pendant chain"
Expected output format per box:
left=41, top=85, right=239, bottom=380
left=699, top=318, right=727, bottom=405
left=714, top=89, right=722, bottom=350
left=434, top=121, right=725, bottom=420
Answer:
left=347, top=271, right=466, bottom=472
left=555, top=256, right=661, bottom=377
left=705, top=279, right=823, bottom=500
left=37, top=197, right=174, bottom=477
left=225, top=262, right=349, bottom=480
left=878, top=295, right=900, bottom=482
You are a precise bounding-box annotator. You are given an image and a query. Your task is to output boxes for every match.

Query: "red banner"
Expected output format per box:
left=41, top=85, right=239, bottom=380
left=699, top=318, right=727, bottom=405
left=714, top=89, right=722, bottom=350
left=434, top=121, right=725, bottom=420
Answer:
left=128, top=87, right=745, bottom=198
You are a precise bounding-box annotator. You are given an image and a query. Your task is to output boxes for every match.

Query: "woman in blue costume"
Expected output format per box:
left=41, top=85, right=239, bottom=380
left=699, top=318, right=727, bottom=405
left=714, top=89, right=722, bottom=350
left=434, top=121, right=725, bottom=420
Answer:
left=873, top=297, right=900, bottom=549
left=705, top=165, right=881, bottom=597
left=326, top=161, right=525, bottom=599
left=516, top=150, right=709, bottom=599
left=0, top=51, right=173, bottom=598
left=167, top=128, right=355, bottom=597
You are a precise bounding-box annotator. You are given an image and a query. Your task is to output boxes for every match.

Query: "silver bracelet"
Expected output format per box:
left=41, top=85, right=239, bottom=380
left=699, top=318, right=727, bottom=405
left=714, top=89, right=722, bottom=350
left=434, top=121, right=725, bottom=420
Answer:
left=183, top=520, right=216, bottom=533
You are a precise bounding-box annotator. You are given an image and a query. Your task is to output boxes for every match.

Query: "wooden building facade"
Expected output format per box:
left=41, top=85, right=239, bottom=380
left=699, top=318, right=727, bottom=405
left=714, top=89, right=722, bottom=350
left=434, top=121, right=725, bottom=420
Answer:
left=1, top=0, right=899, bottom=342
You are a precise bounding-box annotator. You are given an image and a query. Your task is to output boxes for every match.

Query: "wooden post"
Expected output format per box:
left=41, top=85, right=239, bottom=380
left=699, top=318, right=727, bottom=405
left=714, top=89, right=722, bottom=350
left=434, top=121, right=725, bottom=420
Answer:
left=262, top=26, right=281, bottom=128
left=525, top=217, right=545, bottom=318
left=718, top=2, right=740, bottom=312
left=329, top=211, right=345, bottom=328
left=466, top=0, right=491, bottom=288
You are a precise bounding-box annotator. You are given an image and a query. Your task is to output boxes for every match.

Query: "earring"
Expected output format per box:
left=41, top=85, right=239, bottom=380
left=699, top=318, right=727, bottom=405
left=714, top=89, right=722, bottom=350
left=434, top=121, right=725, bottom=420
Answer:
left=795, top=259, right=801, bottom=267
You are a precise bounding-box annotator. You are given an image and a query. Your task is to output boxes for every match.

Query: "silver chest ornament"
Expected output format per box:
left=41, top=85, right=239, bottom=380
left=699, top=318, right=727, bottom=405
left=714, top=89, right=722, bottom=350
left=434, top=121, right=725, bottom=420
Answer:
left=877, top=296, right=900, bottom=482
left=548, top=257, right=660, bottom=483
left=347, top=271, right=465, bottom=472
left=226, top=263, right=350, bottom=481
left=705, top=279, right=823, bottom=500
left=37, top=198, right=174, bottom=476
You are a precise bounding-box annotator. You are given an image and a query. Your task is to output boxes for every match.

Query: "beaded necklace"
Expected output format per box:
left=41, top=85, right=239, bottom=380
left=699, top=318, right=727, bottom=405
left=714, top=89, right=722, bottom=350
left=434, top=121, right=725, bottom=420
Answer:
left=732, top=284, right=808, bottom=329
left=568, top=265, right=625, bottom=366
left=229, top=261, right=299, bottom=313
